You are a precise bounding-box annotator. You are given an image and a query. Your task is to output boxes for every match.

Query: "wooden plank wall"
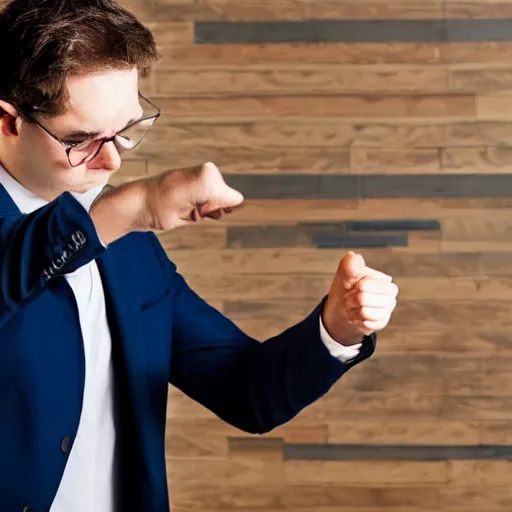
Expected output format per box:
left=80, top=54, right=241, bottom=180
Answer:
left=110, top=1, right=512, bottom=511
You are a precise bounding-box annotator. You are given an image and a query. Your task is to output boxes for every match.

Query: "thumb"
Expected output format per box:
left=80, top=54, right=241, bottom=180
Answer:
left=200, top=184, right=244, bottom=216
left=338, top=251, right=366, bottom=290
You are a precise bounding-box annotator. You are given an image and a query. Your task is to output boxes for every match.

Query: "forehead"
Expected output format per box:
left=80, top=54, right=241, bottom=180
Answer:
left=55, top=68, right=141, bottom=132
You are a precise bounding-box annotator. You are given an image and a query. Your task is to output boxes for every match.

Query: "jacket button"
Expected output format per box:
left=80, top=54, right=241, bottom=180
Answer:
left=60, top=436, right=73, bottom=455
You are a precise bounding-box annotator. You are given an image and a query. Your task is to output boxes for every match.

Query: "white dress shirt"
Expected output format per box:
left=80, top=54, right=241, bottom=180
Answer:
left=0, top=164, right=361, bottom=512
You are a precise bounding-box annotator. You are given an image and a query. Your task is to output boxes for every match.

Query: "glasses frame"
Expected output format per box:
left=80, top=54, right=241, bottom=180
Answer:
left=19, top=92, right=161, bottom=167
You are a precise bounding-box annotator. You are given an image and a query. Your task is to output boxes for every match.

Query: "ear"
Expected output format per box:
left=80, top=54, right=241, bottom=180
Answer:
left=0, top=100, right=20, bottom=137
left=0, top=99, right=17, bottom=118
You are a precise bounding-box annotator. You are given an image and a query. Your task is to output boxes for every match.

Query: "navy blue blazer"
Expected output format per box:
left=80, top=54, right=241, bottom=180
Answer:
left=0, top=184, right=376, bottom=511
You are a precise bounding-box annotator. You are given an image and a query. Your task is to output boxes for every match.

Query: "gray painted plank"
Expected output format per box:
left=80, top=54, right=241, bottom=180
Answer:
left=284, top=444, right=512, bottom=461
left=227, top=223, right=414, bottom=248
left=224, top=174, right=359, bottom=199
left=344, top=220, right=441, bottom=231
left=224, top=174, right=512, bottom=199
left=361, top=174, right=512, bottom=198
left=195, top=19, right=512, bottom=45
left=313, top=232, right=409, bottom=249
left=227, top=225, right=316, bottom=248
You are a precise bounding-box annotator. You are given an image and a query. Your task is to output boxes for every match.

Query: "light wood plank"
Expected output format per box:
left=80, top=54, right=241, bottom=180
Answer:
left=285, top=460, right=448, bottom=485
left=441, top=146, right=512, bottom=173
left=157, top=225, right=227, bottom=250
left=150, top=65, right=449, bottom=97
left=170, top=485, right=441, bottom=510
left=328, top=420, right=479, bottom=445
left=443, top=218, right=512, bottom=241
left=152, top=94, right=475, bottom=118
left=308, top=0, right=443, bottom=19
left=142, top=121, right=445, bottom=151
left=449, top=65, right=512, bottom=93
left=476, top=94, right=512, bottom=120
left=440, top=485, right=512, bottom=509
left=167, top=458, right=285, bottom=487
left=351, top=148, right=441, bottom=174
left=159, top=43, right=441, bottom=66
left=441, top=396, right=512, bottom=420
left=445, top=121, right=512, bottom=146
left=441, top=42, right=512, bottom=64
left=445, top=0, right=512, bottom=18
left=169, top=249, right=483, bottom=277
left=182, top=274, right=512, bottom=302
left=449, top=461, right=512, bottom=487
left=147, top=148, right=351, bottom=175
left=479, top=422, right=512, bottom=444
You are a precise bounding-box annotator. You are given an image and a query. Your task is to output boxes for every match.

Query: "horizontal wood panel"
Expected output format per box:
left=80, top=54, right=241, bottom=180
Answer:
left=445, top=1, right=512, bottom=19
left=440, top=42, right=512, bottom=64
left=167, top=458, right=284, bottom=487
left=376, top=329, right=512, bottom=355
left=180, top=274, right=512, bottom=301
left=449, top=65, right=512, bottom=93
left=443, top=218, right=512, bottom=240
left=145, top=149, right=351, bottom=175
left=448, top=461, right=512, bottom=487
left=284, top=460, right=448, bottom=485
left=121, top=0, right=444, bottom=21
left=153, top=94, right=475, bottom=118
left=327, top=420, right=479, bottom=445
left=223, top=299, right=512, bottom=331
left=148, top=65, right=449, bottom=97
left=440, top=485, right=512, bottom=508
left=351, top=149, right=441, bottom=174
left=170, top=485, right=441, bottom=509
left=171, top=249, right=483, bottom=276
left=441, top=146, right=512, bottom=173
left=441, top=396, right=512, bottom=420
left=141, top=121, right=446, bottom=151
left=212, top=199, right=512, bottom=225
left=477, top=94, right=512, bottom=119
left=159, top=43, right=441, bottom=65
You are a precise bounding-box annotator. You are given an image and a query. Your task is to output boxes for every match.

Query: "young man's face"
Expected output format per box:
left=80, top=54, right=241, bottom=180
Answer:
left=0, top=67, right=143, bottom=200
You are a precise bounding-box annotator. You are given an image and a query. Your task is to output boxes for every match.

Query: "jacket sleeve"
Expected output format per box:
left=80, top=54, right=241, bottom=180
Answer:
left=0, top=192, right=106, bottom=328
left=148, top=235, right=376, bottom=434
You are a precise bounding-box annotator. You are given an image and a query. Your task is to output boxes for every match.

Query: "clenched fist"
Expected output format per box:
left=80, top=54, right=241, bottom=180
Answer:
left=322, top=251, right=398, bottom=345
left=143, top=162, right=244, bottom=230
left=90, top=162, right=244, bottom=244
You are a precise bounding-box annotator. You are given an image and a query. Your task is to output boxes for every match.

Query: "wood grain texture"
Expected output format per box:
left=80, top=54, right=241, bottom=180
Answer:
left=110, top=0, right=512, bottom=510
left=154, top=94, right=475, bottom=118
left=148, top=65, right=449, bottom=97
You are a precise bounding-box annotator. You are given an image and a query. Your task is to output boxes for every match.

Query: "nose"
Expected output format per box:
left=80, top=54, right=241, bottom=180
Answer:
left=88, top=140, right=121, bottom=171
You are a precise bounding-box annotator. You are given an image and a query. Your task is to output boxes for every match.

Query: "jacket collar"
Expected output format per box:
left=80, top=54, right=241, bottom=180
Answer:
left=0, top=183, right=21, bottom=217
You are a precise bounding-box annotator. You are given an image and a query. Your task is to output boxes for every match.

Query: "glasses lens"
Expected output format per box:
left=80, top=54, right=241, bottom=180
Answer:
left=69, top=139, right=103, bottom=167
left=114, top=116, right=157, bottom=153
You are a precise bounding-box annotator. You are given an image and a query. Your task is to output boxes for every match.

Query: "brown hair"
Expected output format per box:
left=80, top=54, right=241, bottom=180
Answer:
left=0, top=0, right=159, bottom=119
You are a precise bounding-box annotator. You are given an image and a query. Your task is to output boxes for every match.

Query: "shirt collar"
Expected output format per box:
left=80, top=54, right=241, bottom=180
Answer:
left=0, top=163, right=105, bottom=215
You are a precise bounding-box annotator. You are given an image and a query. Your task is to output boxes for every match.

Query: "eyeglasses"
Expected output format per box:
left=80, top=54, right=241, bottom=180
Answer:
left=20, top=93, right=161, bottom=167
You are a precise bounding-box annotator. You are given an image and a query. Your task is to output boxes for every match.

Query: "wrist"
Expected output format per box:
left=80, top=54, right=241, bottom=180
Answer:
left=89, top=180, right=147, bottom=245
left=321, top=301, right=365, bottom=346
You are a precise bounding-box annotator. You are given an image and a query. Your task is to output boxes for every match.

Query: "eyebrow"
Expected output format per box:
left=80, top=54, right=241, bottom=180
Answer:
left=62, top=116, right=139, bottom=142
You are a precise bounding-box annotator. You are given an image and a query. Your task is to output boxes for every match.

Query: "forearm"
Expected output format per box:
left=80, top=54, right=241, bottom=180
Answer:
left=89, top=180, right=146, bottom=246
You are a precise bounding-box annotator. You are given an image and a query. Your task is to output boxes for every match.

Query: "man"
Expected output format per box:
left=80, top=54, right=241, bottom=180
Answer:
left=0, top=0, right=398, bottom=511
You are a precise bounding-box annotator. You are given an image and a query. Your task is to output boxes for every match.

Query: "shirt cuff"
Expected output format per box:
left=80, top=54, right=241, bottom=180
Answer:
left=70, top=187, right=108, bottom=248
left=319, top=314, right=363, bottom=363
